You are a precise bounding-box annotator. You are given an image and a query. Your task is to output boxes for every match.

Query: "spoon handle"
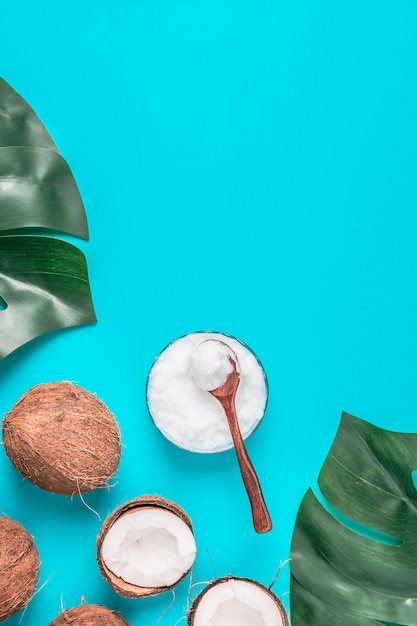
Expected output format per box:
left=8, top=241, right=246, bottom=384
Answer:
left=223, top=398, right=272, bottom=534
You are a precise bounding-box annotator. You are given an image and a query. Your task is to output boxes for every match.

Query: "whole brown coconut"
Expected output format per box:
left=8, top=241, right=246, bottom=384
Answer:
left=48, top=603, right=130, bottom=625
left=2, top=381, right=121, bottom=495
left=97, top=495, right=197, bottom=598
left=0, top=516, right=40, bottom=622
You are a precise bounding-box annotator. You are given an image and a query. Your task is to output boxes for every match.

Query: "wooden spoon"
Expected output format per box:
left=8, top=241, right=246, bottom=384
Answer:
left=207, top=340, right=272, bottom=533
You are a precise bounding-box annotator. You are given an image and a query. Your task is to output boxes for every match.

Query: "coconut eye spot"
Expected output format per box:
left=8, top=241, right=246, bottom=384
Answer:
left=101, top=508, right=197, bottom=589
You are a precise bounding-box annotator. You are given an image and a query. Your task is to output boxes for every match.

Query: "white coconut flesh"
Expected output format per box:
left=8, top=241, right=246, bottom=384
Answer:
left=101, top=508, right=196, bottom=588
left=146, top=332, right=268, bottom=453
left=192, top=578, right=286, bottom=626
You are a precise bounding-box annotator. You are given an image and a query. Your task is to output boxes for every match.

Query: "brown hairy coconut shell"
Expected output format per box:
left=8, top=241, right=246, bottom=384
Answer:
left=2, top=381, right=121, bottom=495
left=97, top=495, right=196, bottom=598
left=0, top=516, right=40, bottom=622
left=48, top=603, right=130, bottom=625
left=187, top=575, right=289, bottom=626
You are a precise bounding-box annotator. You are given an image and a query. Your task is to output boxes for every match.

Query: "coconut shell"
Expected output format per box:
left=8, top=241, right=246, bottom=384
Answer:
left=48, top=603, right=130, bottom=625
left=2, top=381, right=121, bottom=495
left=0, top=516, right=40, bottom=622
left=97, top=495, right=195, bottom=598
left=187, top=575, right=289, bottom=626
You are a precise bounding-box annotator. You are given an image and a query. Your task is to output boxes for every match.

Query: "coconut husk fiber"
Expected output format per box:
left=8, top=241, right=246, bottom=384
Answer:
left=48, top=603, right=130, bottom=625
left=2, top=381, right=121, bottom=495
left=0, top=516, right=40, bottom=622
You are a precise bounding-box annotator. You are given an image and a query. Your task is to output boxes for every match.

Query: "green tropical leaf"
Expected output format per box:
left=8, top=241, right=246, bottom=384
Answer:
left=0, top=78, right=57, bottom=149
left=290, top=412, right=417, bottom=626
left=0, top=77, right=96, bottom=360
left=0, top=146, right=88, bottom=239
left=0, top=236, right=95, bottom=359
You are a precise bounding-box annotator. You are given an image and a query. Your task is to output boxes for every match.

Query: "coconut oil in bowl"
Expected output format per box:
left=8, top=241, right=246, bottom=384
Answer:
left=146, top=331, right=268, bottom=454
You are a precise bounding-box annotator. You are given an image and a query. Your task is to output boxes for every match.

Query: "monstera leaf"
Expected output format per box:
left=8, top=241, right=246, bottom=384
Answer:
left=0, top=77, right=96, bottom=359
left=290, top=412, right=417, bottom=626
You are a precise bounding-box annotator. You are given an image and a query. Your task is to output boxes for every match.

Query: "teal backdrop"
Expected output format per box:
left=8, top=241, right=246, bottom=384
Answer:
left=0, top=1, right=416, bottom=624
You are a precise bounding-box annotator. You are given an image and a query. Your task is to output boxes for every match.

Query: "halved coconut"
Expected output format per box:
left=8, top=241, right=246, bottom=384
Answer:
left=187, top=576, right=288, bottom=626
left=2, top=381, right=121, bottom=495
left=48, top=603, right=130, bottom=625
left=97, top=495, right=197, bottom=598
left=0, top=516, right=40, bottom=622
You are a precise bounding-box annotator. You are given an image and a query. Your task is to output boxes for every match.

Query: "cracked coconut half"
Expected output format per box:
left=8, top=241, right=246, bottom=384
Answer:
left=187, top=576, right=288, bottom=626
left=97, top=495, right=197, bottom=598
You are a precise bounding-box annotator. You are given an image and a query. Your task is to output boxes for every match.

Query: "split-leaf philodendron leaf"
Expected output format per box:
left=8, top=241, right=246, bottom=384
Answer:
left=0, top=77, right=96, bottom=359
left=290, top=411, right=417, bottom=626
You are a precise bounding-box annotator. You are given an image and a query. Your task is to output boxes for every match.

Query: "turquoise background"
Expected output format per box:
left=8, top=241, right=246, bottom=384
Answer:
left=0, top=1, right=416, bottom=624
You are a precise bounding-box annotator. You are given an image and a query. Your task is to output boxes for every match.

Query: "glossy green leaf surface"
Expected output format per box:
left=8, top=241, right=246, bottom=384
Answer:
left=0, top=236, right=96, bottom=359
left=0, top=78, right=57, bottom=149
left=0, top=78, right=96, bottom=359
left=290, top=412, right=417, bottom=626
left=0, top=146, right=88, bottom=239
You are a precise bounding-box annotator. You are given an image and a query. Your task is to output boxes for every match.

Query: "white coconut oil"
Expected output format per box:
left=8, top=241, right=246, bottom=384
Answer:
left=146, top=332, right=268, bottom=454
left=189, top=339, right=238, bottom=391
